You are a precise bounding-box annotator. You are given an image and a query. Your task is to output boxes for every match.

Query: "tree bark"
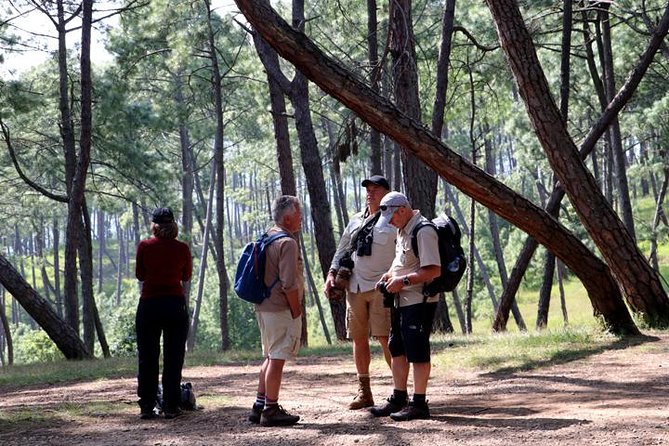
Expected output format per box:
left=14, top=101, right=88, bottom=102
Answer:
left=233, top=0, right=640, bottom=334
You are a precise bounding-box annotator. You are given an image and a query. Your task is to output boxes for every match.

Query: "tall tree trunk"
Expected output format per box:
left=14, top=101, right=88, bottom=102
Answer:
left=203, top=0, right=231, bottom=351
left=115, top=216, right=124, bottom=305
left=57, top=0, right=79, bottom=334
left=52, top=218, right=62, bottom=318
left=79, top=200, right=95, bottom=354
left=300, top=233, right=331, bottom=345
left=96, top=209, right=105, bottom=293
left=389, top=0, right=438, bottom=217
left=0, top=287, right=13, bottom=365
left=649, top=154, right=669, bottom=272
left=431, top=0, right=456, bottom=141
left=367, top=0, right=382, bottom=174
left=188, top=158, right=216, bottom=352
left=254, top=37, right=297, bottom=196
left=599, top=5, right=635, bottom=240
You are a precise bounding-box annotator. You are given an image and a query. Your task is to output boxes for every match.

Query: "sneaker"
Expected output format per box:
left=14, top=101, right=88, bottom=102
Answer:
left=259, top=405, right=300, bottom=427
left=164, top=408, right=183, bottom=419
left=369, top=396, right=407, bottom=417
left=389, top=401, right=430, bottom=421
left=139, top=408, right=158, bottom=420
left=248, top=402, right=264, bottom=423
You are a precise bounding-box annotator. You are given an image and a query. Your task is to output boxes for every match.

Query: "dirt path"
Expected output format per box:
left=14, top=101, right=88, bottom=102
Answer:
left=1, top=334, right=669, bottom=446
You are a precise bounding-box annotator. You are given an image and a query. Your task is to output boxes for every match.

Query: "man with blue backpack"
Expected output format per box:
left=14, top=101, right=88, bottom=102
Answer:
left=245, top=195, right=304, bottom=427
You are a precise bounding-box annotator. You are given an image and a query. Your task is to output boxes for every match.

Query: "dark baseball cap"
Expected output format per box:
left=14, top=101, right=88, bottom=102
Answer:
left=361, top=175, right=390, bottom=190
left=152, top=207, right=175, bottom=224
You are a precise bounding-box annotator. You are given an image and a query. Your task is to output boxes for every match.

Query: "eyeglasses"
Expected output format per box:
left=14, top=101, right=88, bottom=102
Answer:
left=380, top=205, right=403, bottom=212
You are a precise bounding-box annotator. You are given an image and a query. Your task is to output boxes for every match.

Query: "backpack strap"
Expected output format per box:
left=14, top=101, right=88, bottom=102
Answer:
left=262, top=231, right=291, bottom=293
left=410, top=221, right=437, bottom=258
left=410, top=221, right=438, bottom=305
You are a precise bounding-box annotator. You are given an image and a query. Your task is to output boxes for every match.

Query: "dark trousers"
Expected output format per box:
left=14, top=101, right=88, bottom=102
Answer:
left=136, top=296, right=189, bottom=412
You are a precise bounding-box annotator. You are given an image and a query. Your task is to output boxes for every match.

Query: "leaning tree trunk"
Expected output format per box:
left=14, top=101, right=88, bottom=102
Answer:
left=485, top=0, right=669, bottom=325
left=0, top=254, right=91, bottom=359
left=233, top=0, right=640, bottom=334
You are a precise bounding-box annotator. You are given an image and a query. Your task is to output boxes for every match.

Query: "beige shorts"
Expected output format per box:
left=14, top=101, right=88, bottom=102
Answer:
left=256, top=310, right=302, bottom=361
left=346, top=289, right=391, bottom=339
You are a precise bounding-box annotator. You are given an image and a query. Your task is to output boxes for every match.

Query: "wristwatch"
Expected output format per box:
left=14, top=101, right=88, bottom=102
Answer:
left=402, top=275, right=411, bottom=286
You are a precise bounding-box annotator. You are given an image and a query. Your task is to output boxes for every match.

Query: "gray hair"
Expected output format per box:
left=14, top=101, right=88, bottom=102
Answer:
left=271, top=195, right=300, bottom=224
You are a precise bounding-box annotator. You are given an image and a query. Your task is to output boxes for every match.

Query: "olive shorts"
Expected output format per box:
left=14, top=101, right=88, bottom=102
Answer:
left=346, top=289, right=391, bottom=339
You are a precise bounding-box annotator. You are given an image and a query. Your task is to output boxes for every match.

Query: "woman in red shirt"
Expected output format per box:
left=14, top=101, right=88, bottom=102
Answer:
left=135, top=207, right=192, bottom=419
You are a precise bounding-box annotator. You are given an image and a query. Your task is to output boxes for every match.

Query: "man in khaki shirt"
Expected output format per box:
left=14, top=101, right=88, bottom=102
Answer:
left=369, top=192, right=441, bottom=422
left=249, top=195, right=303, bottom=427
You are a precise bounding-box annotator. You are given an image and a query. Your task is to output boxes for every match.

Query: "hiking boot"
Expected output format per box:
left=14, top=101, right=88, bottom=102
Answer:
left=163, top=408, right=183, bottom=419
left=348, top=376, right=374, bottom=410
left=389, top=401, right=430, bottom=421
left=139, top=408, right=158, bottom=420
left=369, top=396, right=407, bottom=417
left=248, top=402, right=264, bottom=423
left=259, top=405, right=300, bottom=427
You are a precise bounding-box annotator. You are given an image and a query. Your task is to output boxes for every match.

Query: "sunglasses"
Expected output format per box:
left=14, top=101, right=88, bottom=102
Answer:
left=380, top=205, right=403, bottom=212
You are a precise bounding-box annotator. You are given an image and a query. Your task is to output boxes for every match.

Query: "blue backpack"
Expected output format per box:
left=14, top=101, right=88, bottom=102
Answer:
left=234, top=231, right=290, bottom=303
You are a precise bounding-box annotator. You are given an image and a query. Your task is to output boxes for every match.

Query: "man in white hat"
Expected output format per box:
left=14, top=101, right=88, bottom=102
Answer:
left=369, top=191, right=441, bottom=421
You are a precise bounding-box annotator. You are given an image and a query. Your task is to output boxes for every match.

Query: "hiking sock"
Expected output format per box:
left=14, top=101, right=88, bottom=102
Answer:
left=264, top=397, right=279, bottom=410
left=393, top=389, right=408, bottom=404
left=255, top=392, right=265, bottom=407
left=412, top=393, right=426, bottom=406
left=357, top=373, right=370, bottom=379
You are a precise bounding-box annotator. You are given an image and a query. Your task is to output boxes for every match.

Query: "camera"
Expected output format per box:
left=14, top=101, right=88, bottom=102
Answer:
left=326, top=254, right=355, bottom=301
left=377, top=281, right=395, bottom=308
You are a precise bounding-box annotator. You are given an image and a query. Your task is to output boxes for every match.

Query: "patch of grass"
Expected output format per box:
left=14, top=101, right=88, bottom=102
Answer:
left=431, top=327, right=619, bottom=375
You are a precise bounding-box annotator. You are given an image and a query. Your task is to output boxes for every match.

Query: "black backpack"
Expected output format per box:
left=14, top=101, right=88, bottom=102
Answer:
left=411, top=214, right=467, bottom=297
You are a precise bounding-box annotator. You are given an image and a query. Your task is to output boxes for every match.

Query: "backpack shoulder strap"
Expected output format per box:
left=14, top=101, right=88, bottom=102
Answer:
left=411, top=221, right=436, bottom=258
left=262, top=231, right=292, bottom=293
left=263, top=231, right=291, bottom=246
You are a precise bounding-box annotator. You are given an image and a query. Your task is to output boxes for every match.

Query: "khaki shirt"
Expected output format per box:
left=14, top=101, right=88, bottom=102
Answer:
left=330, top=210, right=397, bottom=293
left=256, top=225, right=304, bottom=312
left=390, top=211, right=441, bottom=307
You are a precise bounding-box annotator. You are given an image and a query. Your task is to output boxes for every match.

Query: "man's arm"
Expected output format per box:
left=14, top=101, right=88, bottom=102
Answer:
left=285, top=288, right=301, bottom=319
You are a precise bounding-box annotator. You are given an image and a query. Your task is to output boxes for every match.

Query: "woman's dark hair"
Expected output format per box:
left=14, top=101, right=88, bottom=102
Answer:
left=151, top=221, right=178, bottom=239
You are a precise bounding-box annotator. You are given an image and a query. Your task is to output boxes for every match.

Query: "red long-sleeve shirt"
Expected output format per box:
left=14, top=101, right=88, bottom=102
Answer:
left=135, top=237, right=192, bottom=299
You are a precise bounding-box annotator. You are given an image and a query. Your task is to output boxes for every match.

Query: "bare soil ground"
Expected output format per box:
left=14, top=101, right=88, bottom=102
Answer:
left=1, top=334, right=669, bottom=446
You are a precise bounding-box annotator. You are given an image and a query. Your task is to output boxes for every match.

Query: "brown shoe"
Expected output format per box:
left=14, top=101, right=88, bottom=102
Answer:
left=259, top=405, right=300, bottom=427
left=348, top=376, right=374, bottom=410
